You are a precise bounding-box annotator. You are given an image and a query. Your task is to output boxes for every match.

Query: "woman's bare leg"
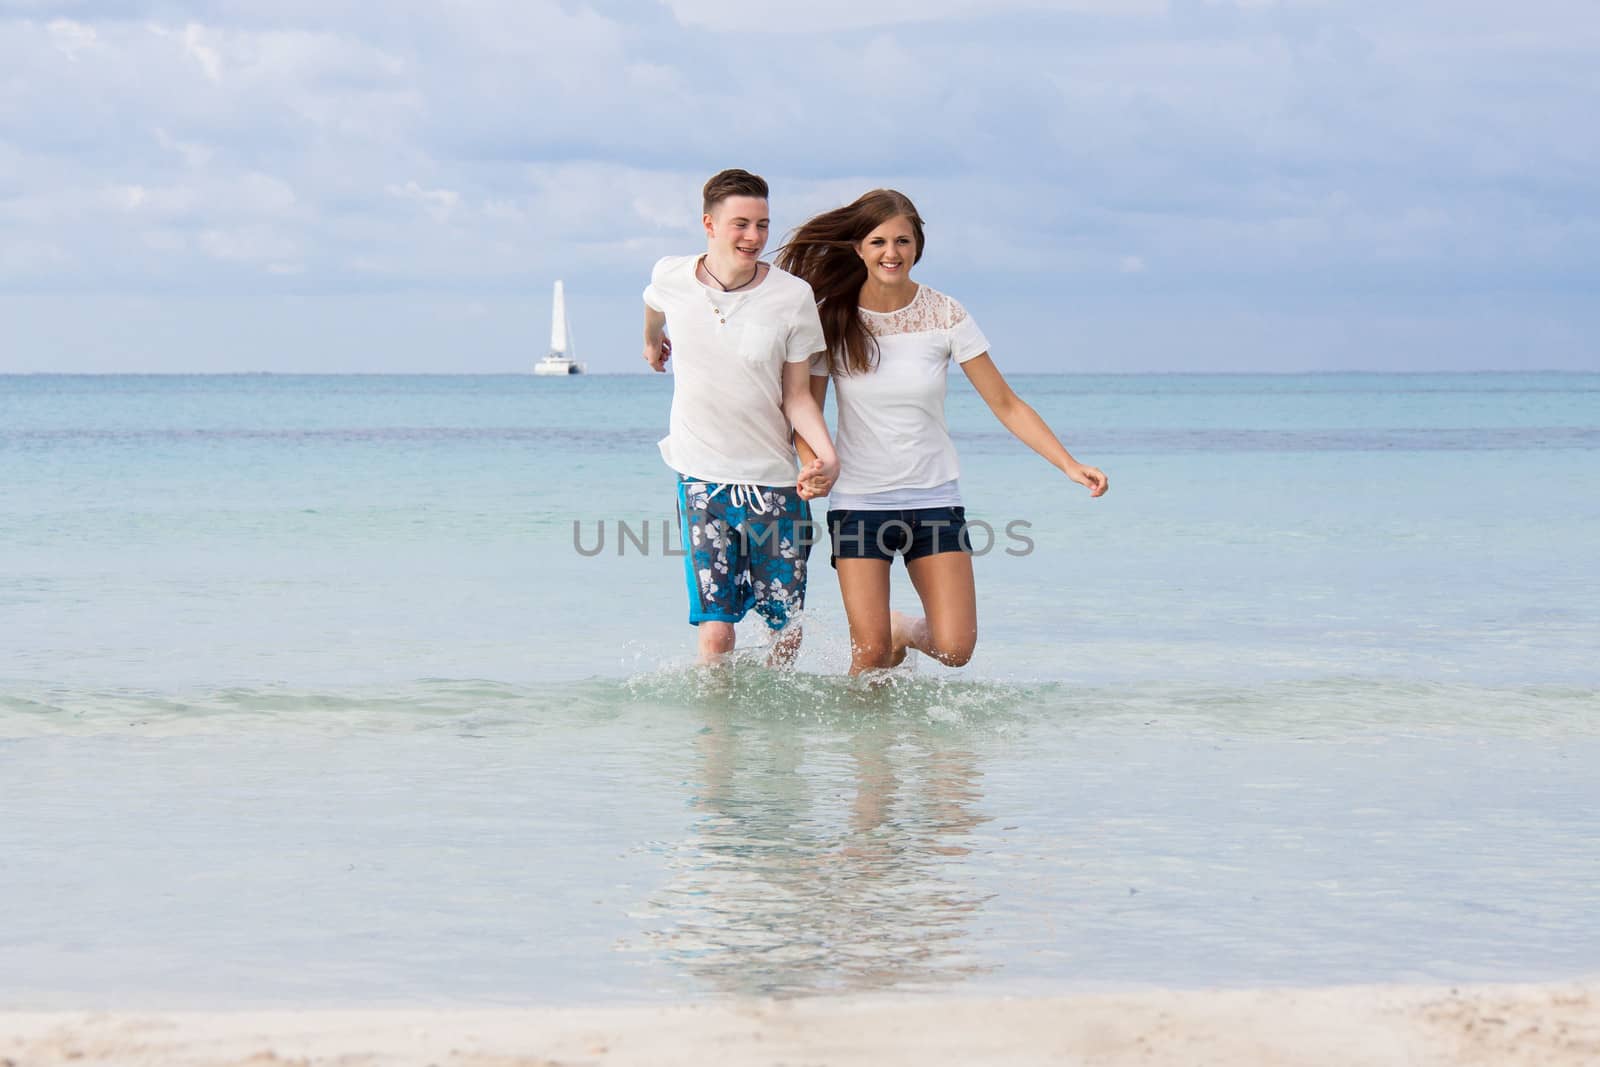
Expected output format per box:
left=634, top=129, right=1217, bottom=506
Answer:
left=903, top=551, right=978, bottom=668
left=835, top=558, right=896, bottom=674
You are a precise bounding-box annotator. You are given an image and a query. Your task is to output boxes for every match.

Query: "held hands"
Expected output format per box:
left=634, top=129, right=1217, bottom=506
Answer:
left=1067, top=462, right=1109, bottom=497
left=643, top=335, right=671, bottom=372
left=796, top=455, right=839, bottom=500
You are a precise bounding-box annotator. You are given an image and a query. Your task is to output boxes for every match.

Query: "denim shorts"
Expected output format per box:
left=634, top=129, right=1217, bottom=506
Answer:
left=827, top=506, right=970, bottom=567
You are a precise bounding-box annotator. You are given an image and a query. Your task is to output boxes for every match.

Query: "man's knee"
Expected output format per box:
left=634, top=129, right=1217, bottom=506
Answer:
left=698, top=622, right=737, bottom=654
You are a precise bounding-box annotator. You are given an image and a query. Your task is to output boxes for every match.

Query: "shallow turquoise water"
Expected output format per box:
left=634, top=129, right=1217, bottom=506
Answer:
left=2, top=373, right=1597, bottom=1006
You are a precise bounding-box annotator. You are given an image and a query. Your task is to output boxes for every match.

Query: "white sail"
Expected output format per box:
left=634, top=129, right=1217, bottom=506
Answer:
left=534, top=279, right=585, bottom=375
left=549, top=280, right=569, bottom=357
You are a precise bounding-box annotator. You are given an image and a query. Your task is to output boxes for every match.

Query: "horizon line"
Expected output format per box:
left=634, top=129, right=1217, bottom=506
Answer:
left=4, top=368, right=1595, bottom=378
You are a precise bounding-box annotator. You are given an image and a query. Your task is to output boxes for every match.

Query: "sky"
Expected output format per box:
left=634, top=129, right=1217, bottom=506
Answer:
left=1, top=0, right=1596, bottom=374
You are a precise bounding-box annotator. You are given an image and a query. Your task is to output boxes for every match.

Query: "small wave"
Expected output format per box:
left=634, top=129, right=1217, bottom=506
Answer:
left=1, top=426, right=660, bottom=448
left=956, top=427, right=1600, bottom=454
left=1, top=674, right=1595, bottom=740
left=0, top=667, right=1044, bottom=739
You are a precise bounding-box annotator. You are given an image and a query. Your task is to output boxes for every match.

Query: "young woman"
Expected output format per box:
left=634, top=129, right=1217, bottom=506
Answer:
left=778, top=190, right=1108, bottom=675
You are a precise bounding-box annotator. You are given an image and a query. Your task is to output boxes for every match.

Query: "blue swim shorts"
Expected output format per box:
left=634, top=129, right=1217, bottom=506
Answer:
left=676, top=476, right=818, bottom=630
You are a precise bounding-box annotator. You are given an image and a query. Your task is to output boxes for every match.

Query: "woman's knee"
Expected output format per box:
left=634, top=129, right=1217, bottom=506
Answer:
left=928, top=628, right=977, bottom=668
left=851, top=632, right=895, bottom=670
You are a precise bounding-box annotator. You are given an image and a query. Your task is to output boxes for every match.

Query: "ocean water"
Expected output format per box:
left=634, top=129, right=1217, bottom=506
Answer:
left=2, top=371, right=1598, bottom=1008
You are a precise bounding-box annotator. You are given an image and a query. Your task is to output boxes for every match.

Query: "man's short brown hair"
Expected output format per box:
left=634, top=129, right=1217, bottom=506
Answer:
left=702, top=169, right=769, bottom=214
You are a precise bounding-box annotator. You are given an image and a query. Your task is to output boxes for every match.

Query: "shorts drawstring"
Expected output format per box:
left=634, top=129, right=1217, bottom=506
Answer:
left=706, top=482, right=775, bottom=514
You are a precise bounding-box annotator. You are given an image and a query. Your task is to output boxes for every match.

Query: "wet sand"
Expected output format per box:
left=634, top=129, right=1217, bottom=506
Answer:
left=4, top=982, right=1597, bottom=1066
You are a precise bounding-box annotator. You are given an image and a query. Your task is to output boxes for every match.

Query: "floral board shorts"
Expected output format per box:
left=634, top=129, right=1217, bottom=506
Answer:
left=675, top=476, right=816, bottom=630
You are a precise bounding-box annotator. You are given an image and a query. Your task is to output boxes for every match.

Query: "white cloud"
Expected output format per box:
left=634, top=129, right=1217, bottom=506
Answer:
left=483, top=200, right=527, bottom=223
left=0, top=239, right=70, bottom=277
left=386, top=180, right=460, bottom=222
left=140, top=228, right=189, bottom=254
left=1, top=1, right=1595, bottom=371
left=238, top=172, right=298, bottom=215
left=183, top=22, right=223, bottom=81
left=46, top=18, right=97, bottom=60
left=155, top=127, right=214, bottom=169
left=199, top=224, right=298, bottom=263
left=659, top=0, right=1163, bottom=31
left=631, top=192, right=685, bottom=231
left=114, top=184, right=146, bottom=211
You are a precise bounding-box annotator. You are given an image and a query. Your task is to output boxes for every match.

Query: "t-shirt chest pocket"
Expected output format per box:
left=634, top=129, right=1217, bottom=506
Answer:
left=737, top=324, right=780, bottom=364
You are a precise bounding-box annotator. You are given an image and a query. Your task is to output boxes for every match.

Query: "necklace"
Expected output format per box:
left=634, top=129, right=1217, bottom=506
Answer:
left=701, top=257, right=760, bottom=292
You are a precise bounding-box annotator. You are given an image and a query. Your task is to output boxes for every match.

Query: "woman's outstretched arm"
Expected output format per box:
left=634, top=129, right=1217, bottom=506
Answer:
left=960, top=354, right=1109, bottom=497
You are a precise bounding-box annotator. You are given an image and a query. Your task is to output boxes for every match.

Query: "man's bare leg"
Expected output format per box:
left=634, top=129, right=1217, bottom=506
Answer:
left=767, top=622, right=803, bottom=670
left=697, top=621, right=736, bottom=666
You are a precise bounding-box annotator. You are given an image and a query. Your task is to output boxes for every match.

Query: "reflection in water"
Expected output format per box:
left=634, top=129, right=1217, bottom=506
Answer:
left=634, top=686, right=994, bottom=996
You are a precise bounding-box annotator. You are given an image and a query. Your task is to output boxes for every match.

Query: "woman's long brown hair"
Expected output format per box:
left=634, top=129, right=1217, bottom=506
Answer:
left=775, top=189, right=926, bottom=376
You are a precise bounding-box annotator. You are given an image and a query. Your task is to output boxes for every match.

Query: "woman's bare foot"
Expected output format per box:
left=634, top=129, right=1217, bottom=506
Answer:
left=889, top=611, right=922, bottom=667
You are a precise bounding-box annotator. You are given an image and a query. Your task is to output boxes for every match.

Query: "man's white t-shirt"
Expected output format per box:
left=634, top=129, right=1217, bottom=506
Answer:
left=644, top=255, right=826, bottom=487
left=812, top=285, right=990, bottom=507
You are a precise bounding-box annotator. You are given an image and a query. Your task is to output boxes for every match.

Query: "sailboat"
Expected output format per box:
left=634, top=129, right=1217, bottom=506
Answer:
left=533, top=280, right=585, bottom=375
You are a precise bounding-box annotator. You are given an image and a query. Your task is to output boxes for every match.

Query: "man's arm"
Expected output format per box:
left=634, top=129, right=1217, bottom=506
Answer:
left=793, top=373, right=828, bottom=467
left=643, top=307, right=670, bottom=372
left=784, top=358, right=838, bottom=498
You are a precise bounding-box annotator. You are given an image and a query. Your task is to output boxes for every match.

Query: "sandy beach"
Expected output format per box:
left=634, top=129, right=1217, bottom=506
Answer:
left=4, top=982, right=1595, bottom=1066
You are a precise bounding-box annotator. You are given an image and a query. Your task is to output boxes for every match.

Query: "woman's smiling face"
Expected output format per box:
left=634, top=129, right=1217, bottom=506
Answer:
left=856, top=215, right=919, bottom=286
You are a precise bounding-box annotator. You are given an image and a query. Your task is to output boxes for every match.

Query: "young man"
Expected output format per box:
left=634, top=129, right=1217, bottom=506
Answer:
left=643, top=168, right=839, bottom=666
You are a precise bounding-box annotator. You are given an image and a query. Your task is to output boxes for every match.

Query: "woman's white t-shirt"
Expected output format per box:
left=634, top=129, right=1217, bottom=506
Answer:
left=644, top=255, right=826, bottom=487
left=813, top=285, right=990, bottom=508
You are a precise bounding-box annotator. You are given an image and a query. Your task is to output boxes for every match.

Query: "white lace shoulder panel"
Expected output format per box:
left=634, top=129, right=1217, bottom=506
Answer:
left=861, top=286, right=967, bottom=337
